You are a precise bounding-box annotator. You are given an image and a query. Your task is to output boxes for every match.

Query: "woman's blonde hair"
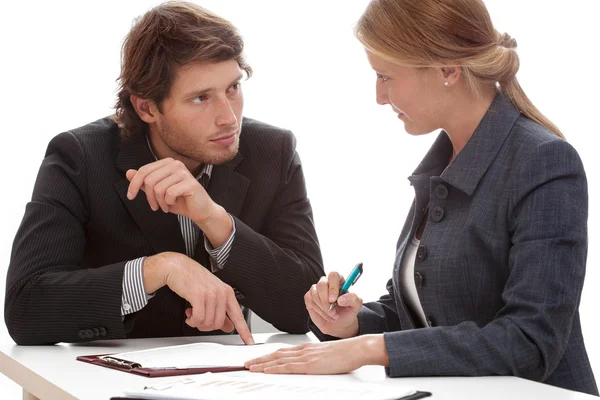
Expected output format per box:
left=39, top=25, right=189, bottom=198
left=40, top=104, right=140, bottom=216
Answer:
left=355, top=0, right=564, bottom=138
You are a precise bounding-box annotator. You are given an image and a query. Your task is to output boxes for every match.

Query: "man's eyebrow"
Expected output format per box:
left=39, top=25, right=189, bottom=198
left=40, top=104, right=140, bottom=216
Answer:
left=182, top=73, right=244, bottom=98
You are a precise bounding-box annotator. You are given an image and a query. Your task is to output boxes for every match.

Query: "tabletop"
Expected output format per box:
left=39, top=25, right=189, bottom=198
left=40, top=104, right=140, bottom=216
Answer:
left=0, top=333, right=596, bottom=400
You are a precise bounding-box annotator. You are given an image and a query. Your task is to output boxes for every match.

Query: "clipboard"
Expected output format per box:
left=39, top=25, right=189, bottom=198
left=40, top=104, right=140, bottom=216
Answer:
left=76, top=341, right=292, bottom=378
left=76, top=353, right=246, bottom=377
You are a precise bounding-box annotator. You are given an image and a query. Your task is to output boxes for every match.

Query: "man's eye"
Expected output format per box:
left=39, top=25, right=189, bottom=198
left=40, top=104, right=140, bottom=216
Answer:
left=191, top=95, right=207, bottom=104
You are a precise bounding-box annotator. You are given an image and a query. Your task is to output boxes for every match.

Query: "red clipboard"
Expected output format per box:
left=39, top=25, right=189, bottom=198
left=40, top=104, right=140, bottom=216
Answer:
left=76, top=353, right=247, bottom=377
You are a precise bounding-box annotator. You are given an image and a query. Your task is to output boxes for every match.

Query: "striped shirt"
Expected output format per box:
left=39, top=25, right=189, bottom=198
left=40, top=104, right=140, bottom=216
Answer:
left=120, top=141, right=236, bottom=316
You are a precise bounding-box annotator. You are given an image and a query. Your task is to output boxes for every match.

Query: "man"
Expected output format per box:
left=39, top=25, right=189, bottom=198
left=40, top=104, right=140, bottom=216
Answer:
left=4, top=1, right=324, bottom=345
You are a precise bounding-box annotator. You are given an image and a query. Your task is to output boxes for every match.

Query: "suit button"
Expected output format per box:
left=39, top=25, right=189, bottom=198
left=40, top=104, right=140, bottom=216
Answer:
left=414, top=272, right=424, bottom=288
left=416, top=245, right=427, bottom=261
left=99, top=327, right=107, bottom=337
left=431, top=206, right=445, bottom=222
left=85, top=329, right=94, bottom=339
left=435, top=184, right=448, bottom=199
left=93, top=328, right=100, bottom=337
left=78, top=330, right=86, bottom=339
left=234, top=289, right=245, bottom=301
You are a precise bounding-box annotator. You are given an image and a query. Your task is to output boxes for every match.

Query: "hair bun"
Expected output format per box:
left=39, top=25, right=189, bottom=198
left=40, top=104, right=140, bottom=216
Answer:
left=498, top=32, right=517, bottom=49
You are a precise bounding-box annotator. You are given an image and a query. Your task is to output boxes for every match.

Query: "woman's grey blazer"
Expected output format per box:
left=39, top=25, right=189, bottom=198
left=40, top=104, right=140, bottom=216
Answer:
left=316, top=94, right=597, bottom=395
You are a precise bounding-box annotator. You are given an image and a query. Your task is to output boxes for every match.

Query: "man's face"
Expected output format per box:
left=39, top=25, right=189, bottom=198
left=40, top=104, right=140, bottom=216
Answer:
left=149, top=59, right=244, bottom=166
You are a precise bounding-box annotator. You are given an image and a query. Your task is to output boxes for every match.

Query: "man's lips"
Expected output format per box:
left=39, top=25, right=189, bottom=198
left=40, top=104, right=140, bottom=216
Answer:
left=212, top=133, right=235, bottom=141
left=210, top=131, right=238, bottom=145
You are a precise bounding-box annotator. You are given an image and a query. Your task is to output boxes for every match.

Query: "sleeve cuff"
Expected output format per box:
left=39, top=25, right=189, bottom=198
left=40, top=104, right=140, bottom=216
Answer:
left=357, top=306, right=388, bottom=335
left=121, top=257, right=153, bottom=316
left=308, top=318, right=342, bottom=342
left=309, top=306, right=389, bottom=340
left=204, top=214, right=236, bottom=272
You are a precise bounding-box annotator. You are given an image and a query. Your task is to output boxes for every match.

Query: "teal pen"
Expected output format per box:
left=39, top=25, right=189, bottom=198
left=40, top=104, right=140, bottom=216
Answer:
left=328, top=262, right=363, bottom=311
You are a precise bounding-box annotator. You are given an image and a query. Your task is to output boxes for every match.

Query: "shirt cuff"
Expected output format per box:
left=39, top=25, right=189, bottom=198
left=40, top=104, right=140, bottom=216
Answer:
left=204, top=214, right=236, bottom=272
left=121, top=257, right=154, bottom=316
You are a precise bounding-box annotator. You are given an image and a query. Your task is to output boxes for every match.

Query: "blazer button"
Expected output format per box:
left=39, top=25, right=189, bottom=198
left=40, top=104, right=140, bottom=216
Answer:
left=414, top=272, right=424, bottom=288
left=93, top=328, right=100, bottom=337
left=435, top=184, right=448, bottom=199
left=431, top=206, right=445, bottom=222
left=99, top=327, right=107, bottom=337
left=234, top=289, right=245, bottom=301
left=416, top=245, right=427, bottom=261
left=78, top=330, right=86, bottom=339
left=85, top=329, right=94, bottom=339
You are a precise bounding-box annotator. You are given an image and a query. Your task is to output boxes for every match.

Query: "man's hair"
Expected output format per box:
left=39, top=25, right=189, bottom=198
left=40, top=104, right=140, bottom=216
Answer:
left=115, top=1, right=252, bottom=137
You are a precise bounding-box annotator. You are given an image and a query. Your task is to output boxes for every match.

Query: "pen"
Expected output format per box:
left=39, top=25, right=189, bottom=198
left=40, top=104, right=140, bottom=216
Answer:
left=328, top=262, right=363, bottom=311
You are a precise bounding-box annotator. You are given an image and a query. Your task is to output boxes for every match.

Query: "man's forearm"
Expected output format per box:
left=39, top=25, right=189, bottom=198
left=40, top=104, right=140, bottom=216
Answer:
left=142, top=252, right=176, bottom=294
left=195, top=203, right=233, bottom=248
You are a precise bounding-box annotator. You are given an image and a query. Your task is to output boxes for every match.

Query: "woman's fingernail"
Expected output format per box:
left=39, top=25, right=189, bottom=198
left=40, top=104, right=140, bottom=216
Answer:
left=338, top=297, right=346, bottom=306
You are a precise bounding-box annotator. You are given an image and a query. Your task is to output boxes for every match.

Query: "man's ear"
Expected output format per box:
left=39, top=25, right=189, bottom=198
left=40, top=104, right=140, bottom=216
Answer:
left=439, top=65, right=462, bottom=88
left=130, top=94, right=160, bottom=123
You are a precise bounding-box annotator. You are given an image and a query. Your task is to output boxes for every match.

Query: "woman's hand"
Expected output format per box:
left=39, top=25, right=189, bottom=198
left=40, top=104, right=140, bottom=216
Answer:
left=244, top=335, right=388, bottom=374
left=306, top=272, right=363, bottom=339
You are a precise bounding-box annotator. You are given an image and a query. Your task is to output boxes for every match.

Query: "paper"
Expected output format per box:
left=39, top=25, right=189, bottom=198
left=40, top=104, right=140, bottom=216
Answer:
left=123, top=373, right=416, bottom=400
left=103, top=342, right=291, bottom=369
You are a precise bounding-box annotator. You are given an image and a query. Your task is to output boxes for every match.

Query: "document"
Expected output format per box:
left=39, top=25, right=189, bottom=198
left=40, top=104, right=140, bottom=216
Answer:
left=103, top=342, right=291, bottom=369
left=77, top=342, right=293, bottom=377
left=122, top=373, right=421, bottom=400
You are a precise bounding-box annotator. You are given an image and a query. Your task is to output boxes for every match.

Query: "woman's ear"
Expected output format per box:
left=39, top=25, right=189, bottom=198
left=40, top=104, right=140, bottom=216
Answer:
left=439, top=65, right=461, bottom=88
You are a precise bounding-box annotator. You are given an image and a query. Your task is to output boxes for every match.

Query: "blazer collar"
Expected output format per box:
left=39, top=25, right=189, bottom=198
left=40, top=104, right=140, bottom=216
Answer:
left=115, top=130, right=155, bottom=173
left=410, top=92, right=521, bottom=196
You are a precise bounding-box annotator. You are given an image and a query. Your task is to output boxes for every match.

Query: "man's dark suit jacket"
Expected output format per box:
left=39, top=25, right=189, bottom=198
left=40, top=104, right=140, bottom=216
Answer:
left=5, top=117, right=324, bottom=345
left=312, top=94, right=598, bottom=395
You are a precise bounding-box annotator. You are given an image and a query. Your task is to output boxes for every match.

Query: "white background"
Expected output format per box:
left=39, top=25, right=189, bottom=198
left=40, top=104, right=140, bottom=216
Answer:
left=1, top=0, right=599, bottom=397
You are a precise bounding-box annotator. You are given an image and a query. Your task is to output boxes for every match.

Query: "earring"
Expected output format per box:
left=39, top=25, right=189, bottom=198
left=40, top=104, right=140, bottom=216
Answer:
left=444, top=82, right=449, bottom=87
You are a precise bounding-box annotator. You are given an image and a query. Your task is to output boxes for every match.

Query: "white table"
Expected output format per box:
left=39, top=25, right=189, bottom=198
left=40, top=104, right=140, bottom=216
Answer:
left=0, top=333, right=596, bottom=400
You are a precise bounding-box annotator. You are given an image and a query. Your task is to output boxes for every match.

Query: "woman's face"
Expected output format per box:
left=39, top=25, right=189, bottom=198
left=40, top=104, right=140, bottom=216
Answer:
left=366, top=50, right=449, bottom=136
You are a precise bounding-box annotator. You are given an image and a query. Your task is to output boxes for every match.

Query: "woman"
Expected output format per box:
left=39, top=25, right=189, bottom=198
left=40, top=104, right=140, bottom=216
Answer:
left=245, top=0, right=597, bottom=395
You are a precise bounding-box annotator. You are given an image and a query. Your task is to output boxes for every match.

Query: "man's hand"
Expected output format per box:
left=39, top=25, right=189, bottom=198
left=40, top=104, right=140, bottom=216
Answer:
left=125, top=158, right=216, bottom=223
left=126, top=158, right=233, bottom=247
left=143, top=252, right=254, bottom=345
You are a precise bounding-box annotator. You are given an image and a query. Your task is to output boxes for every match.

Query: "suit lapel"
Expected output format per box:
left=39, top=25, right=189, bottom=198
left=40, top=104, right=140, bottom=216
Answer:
left=192, top=151, right=250, bottom=261
left=207, top=152, right=250, bottom=217
left=114, top=133, right=186, bottom=255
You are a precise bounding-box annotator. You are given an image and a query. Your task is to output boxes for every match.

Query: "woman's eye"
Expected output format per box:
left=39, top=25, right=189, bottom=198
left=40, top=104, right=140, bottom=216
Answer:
left=376, top=73, right=389, bottom=83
